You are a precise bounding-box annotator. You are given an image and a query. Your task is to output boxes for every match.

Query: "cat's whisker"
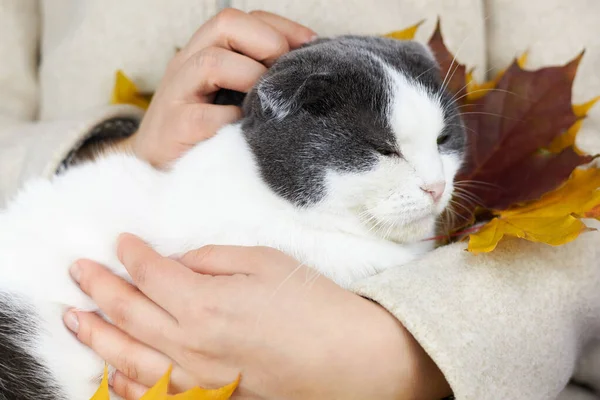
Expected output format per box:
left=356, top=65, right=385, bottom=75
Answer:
left=453, top=188, right=484, bottom=207
left=305, top=269, right=322, bottom=290
left=454, top=196, right=483, bottom=210
left=458, top=111, right=523, bottom=122
left=361, top=217, right=382, bottom=237
left=454, top=181, right=494, bottom=190
left=439, top=17, right=489, bottom=96
left=454, top=186, right=483, bottom=201
left=454, top=179, right=502, bottom=190
left=447, top=206, right=461, bottom=226
left=452, top=195, right=479, bottom=209
left=254, top=261, right=306, bottom=331
left=445, top=122, right=477, bottom=135
left=445, top=66, right=495, bottom=104
left=440, top=42, right=465, bottom=95
left=444, top=74, right=483, bottom=109
left=367, top=220, right=384, bottom=236
left=439, top=12, right=493, bottom=96
left=439, top=207, right=459, bottom=236
left=455, top=88, right=531, bottom=105
left=441, top=61, right=462, bottom=96
left=439, top=202, right=465, bottom=234
left=357, top=209, right=386, bottom=236
left=414, top=64, right=441, bottom=82
left=370, top=218, right=389, bottom=238
left=448, top=199, right=475, bottom=219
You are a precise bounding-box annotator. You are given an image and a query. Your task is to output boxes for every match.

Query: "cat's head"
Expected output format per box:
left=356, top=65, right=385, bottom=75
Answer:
left=241, top=36, right=466, bottom=243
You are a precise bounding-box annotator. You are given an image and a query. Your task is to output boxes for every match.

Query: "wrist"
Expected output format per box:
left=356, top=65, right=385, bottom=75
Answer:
left=348, top=296, right=451, bottom=399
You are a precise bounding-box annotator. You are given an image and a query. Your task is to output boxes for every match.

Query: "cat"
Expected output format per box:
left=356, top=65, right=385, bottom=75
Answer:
left=0, top=36, right=465, bottom=399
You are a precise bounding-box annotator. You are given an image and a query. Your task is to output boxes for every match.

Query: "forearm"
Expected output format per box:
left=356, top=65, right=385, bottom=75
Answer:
left=351, top=233, right=600, bottom=399
left=357, top=295, right=451, bottom=400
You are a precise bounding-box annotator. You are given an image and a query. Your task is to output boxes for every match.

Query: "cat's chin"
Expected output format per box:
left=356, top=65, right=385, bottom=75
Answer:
left=370, top=214, right=437, bottom=244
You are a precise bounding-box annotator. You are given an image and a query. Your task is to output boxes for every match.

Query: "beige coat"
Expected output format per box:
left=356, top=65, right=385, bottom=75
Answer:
left=1, top=1, right=599, bottom=398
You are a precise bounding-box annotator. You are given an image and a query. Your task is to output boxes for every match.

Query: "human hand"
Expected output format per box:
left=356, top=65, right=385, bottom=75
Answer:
left=123, top=9, right=315, bottom=167
left=64, top=234, right=450, bottom=399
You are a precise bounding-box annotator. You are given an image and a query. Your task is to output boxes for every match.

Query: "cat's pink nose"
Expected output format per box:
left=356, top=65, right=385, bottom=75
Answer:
left=421, top=181, right=446, bottom=203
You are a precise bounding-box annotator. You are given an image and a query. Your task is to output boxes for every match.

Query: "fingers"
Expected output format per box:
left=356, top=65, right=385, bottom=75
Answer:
left=176, top=103, right=242, bottom=146
left=171, top=46, right=267, bottom=101
left=136, top=102, right=241, bottom=166
left=249, top=10, right=316, bottom=49
left=65, top=311, right=169, bottom=385
left=177, top=245, right=286, bottom=276
left=116, top=233, right=206, bottom=317
left=65, top=310, right=197, bottom=394
left=180, top=8, right=290, bottom=67
left=71, top=258, right=179, bottom=354
left=111, top=372, right=149, bottom=400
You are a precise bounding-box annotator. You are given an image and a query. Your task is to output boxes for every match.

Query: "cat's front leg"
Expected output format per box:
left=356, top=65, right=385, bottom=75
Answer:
left=290, top=232, right=434, bottom=289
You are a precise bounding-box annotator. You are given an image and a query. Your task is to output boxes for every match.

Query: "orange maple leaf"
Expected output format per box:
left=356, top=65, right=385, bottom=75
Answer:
left=468, top=167, right=600, bottom=253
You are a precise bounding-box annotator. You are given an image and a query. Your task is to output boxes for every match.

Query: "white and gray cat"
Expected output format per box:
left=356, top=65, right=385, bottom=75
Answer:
left=0, top=36, right=465, bottom=399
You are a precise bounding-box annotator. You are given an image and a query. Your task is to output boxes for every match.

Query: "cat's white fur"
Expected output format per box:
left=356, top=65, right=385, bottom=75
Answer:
left=0, top=65, right=461, bottom=398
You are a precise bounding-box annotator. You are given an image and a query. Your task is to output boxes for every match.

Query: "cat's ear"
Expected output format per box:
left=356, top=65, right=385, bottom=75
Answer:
left=257, top=71, right=335, bottom=120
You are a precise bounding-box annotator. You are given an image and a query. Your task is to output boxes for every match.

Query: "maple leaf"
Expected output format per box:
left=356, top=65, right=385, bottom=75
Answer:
left=426, top=23, right=597, bottom=230
left=90, top=365, right=239, bottom=400
left=383, top=20, right=423, bottom=40
left=384, top=20, right=600, bottom=252
left=90, top=366, right=110, bottom=400
left=427, top=21, right=468, bottom=103
left=466, top=52, right=528, bottom=102
left=468, top=167, right=600, bottom=253
left=458, top=54, right=595, bottom=211
left=111, top=70, right=152, bottom=110
left=547, top=96, right=600, bottom=154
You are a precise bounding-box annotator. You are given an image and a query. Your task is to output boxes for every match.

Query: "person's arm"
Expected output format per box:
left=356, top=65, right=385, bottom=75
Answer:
left=65, top=232, right=600, bottom=400
left=350, top=231, right=600, bottom=399
left=66, top=234, right=451, bottom=400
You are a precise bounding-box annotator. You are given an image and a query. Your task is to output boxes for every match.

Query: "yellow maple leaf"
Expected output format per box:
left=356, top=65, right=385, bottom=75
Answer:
left=466, top=52, right=528, bottom=102
left=169, top=379, right=240, bottom=400
left=383, top=20, right=424, bottom=41
left=468, top=167, right=600, bottom=253
left=139, top=365, right=173, bottom=400
left=90, top=366, right=111, bottom=400
left=111, top=70, right=152, bottom=110
left=547, top=96, right=600, bottom=154
left=585, top=204, right=600, bottom=218
left=89, top=365, right=239, bottom=400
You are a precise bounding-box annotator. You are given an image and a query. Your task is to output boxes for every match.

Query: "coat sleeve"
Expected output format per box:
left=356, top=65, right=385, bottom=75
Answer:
left=350, top=231, right=600, bottom=400
left=0, top=0, right=144, bottom=205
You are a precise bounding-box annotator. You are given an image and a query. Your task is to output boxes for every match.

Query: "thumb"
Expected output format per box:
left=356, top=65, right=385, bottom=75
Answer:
left=176, top=245, right=277, bottom=276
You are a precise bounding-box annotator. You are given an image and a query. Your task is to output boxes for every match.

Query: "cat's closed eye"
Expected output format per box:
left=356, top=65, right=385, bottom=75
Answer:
left=376, top=148, right=401, bottom=158
left=437, top=132, right=451, bottom=146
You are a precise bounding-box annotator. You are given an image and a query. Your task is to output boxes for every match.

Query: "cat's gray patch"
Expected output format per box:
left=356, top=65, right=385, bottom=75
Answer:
left=240, top=36, right=465, bottom=206
left=0, top=296, right=63, bottom=400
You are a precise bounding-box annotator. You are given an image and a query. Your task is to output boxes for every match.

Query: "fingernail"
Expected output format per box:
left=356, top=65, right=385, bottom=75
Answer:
left=64, top=311, right=79, bottom=333
left=108, top=371, right=116, bottom=386
left=308, top=35, right=319, bottom=43
left=70, top=262, right=82, bottom=283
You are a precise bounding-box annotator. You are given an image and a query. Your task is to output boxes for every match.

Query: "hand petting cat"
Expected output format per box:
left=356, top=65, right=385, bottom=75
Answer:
left=65, top=234, right=449, bottom=400
left=121, top=9, right=315, bottom=167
